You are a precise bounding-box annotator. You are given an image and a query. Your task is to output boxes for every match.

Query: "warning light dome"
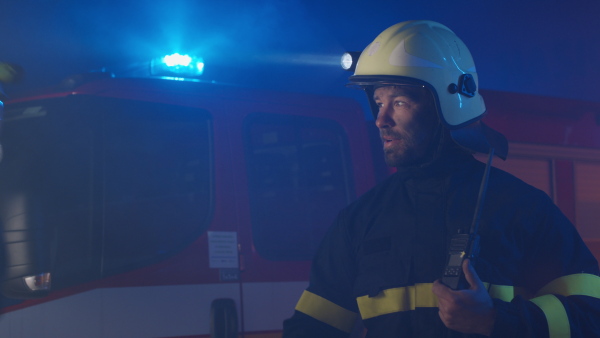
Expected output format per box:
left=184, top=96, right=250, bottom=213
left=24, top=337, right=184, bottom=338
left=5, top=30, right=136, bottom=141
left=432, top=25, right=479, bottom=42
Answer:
left=150, top=53, right=204, bottom=78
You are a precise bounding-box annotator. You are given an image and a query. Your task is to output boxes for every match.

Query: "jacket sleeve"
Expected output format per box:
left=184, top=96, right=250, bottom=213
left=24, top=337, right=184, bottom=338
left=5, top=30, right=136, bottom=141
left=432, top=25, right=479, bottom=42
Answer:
left=283, top=210, right=359, bottom=338
left=491, top=193, right=600, bottom=338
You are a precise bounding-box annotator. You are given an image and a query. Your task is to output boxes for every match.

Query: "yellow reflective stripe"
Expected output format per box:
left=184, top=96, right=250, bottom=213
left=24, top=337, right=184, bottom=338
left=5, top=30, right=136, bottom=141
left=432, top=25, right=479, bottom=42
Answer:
left=295, top=290, right=357, bottom=333
left=357, top=283, right=437, bottom=320
left=485, top=283, right=514, bottom=301
left=528, top=274, right=600, bottom=338
left=536, top=273, right=600, bottom=298
left=352, top=274, right=599, bottom=328
left=530, top=295, right=570, bottom=338
left=357, top=283, right=523, bottom=320
left=482, top=283, right=532, bottom=301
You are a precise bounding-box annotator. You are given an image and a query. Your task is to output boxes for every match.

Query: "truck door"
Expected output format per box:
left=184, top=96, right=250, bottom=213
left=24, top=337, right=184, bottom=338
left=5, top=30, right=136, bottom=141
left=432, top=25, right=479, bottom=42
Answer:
left=224, top=95, right=370, bottom=335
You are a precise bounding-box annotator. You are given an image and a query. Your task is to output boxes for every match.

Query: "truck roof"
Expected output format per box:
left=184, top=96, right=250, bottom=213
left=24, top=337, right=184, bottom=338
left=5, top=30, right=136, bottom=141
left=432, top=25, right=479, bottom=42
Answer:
left=8, top=74, right=360, bottom=111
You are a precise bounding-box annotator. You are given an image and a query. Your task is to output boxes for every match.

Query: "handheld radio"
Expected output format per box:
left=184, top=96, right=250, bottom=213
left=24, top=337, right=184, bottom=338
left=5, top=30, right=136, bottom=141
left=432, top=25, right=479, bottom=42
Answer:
left=441, top=148, right=494, bottom=290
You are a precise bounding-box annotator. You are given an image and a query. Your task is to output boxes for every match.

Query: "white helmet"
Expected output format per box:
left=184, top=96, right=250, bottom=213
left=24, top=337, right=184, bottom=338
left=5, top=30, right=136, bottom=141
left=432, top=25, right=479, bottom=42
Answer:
left=348, top=20, right=507, bottom=158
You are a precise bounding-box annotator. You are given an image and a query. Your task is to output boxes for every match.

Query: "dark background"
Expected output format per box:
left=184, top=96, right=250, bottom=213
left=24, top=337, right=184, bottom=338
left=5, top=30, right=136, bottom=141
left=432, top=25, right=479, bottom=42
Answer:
left=1, top=0, right=599, bottom=106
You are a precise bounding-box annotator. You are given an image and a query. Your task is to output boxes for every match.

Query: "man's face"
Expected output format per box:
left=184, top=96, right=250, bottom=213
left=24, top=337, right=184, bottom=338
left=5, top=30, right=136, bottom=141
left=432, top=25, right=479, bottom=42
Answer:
left=373, top=85, right=439, bottom=167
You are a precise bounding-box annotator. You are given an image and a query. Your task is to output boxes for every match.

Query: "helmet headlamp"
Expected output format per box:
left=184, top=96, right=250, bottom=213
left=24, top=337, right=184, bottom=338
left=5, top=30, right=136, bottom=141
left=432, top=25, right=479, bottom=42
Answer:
left=340, top=52, right=361, bottom=72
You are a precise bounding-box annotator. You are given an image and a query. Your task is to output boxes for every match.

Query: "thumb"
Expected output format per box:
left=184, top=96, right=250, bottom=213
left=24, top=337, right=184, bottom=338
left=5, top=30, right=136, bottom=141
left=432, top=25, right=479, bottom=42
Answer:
left=463, top=259, right=484, bottom=290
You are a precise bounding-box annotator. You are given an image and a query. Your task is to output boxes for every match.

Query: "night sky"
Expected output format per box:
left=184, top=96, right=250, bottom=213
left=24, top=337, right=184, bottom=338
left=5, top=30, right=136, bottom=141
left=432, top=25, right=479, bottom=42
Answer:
left=1, top=0, right=599, bottom=105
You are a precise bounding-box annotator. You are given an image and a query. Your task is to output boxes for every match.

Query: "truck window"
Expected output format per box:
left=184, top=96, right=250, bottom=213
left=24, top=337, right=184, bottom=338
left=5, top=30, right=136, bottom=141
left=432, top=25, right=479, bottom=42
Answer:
left=100, top=98, right=214, bottom=275
left=244, top=113, right=354, bottom=261
left=0, top=97, right=214, bottom=290
left=476, top=155, right=552, bottom=196
left=0, top=99, right=98, bottom=288
left=574, top=162, right=600, bottom=238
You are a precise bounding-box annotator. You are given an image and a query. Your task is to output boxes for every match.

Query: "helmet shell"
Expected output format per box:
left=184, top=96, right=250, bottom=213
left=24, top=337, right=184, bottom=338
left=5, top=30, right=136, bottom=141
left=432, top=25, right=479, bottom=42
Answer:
left=350, top=20, right=484, bottom=128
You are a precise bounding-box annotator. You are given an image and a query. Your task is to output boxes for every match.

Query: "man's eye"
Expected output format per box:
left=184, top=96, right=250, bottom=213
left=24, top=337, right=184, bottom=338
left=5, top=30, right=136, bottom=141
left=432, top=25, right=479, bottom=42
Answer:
left=376, top=102, right=384, bottom=108
left=394, top=101, right=405, bottom=107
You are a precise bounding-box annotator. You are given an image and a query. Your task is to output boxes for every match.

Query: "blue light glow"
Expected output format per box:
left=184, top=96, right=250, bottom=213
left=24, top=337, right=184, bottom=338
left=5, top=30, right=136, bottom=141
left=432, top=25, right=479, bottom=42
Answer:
left=163, top=53, right=192, bottom=67
left=151, top=53, right=205, bottom=77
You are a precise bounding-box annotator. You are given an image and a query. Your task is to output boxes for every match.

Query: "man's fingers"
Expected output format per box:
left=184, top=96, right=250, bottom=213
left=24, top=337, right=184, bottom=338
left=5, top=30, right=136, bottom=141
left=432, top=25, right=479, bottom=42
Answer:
left=432, top=279, right=448, bottom=298
left=462, top=259, right=483, bottom=290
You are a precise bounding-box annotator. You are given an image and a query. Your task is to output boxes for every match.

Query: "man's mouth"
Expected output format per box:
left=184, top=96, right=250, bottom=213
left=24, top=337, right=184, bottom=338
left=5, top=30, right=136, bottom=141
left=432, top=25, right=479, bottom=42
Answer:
left=381, top=133, right=402, bottom=147
left=383, top=138, right=398, bottom=147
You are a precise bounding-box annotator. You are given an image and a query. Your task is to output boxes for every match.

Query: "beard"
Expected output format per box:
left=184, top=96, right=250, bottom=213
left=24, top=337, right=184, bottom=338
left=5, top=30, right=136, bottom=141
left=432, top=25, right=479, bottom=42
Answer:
left=381, top=128, right=431, bottom=167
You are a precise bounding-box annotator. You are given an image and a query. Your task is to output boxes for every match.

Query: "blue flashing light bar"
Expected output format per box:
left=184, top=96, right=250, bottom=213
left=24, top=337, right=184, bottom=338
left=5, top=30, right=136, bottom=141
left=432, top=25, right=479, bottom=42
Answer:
left=151, top=53, right=205, bottom=77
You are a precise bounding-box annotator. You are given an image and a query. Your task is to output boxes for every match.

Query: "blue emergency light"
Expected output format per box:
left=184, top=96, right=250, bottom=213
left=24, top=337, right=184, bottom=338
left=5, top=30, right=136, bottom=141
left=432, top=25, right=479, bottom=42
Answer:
left=150, top=53, right=205, bottom=77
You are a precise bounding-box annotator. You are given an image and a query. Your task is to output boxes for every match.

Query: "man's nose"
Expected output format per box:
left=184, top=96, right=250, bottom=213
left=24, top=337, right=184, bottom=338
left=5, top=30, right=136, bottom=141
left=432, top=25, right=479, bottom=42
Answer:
left=375, top=105, right=394, bottom=129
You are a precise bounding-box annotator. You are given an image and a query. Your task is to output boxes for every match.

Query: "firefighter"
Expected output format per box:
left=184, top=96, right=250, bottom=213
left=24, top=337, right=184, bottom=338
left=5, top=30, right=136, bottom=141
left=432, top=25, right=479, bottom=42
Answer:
left=283, top=20, right=600, bottom=337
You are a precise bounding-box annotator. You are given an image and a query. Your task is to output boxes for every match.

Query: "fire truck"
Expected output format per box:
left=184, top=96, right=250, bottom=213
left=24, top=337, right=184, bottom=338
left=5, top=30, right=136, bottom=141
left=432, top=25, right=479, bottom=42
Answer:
left=0, top=55, right=598, bottom=337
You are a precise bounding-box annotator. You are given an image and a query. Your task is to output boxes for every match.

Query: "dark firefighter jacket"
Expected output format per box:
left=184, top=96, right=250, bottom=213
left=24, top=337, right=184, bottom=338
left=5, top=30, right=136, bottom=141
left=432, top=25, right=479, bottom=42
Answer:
left=282, top=148, right=600, bottom=338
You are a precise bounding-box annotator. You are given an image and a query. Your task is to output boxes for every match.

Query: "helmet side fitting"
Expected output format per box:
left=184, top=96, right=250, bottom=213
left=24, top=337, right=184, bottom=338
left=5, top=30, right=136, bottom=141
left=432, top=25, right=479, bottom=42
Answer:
left=348, top=20, right=508, bottom=160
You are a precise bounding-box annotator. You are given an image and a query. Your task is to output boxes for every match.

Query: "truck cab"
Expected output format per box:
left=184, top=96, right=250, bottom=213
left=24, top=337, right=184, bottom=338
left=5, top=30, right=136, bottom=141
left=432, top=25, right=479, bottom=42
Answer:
left=0, top=70, right=378, bottom=337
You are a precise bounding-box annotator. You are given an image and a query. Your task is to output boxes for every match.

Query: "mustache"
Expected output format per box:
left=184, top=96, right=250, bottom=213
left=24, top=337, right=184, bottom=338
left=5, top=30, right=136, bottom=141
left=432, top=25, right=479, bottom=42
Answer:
left=380, top=130, right=404, bottom=140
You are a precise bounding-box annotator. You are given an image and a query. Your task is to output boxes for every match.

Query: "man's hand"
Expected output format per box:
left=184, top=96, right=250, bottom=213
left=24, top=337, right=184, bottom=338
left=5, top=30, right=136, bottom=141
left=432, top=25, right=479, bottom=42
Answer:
left=432, top=259, right=496, bottom=336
